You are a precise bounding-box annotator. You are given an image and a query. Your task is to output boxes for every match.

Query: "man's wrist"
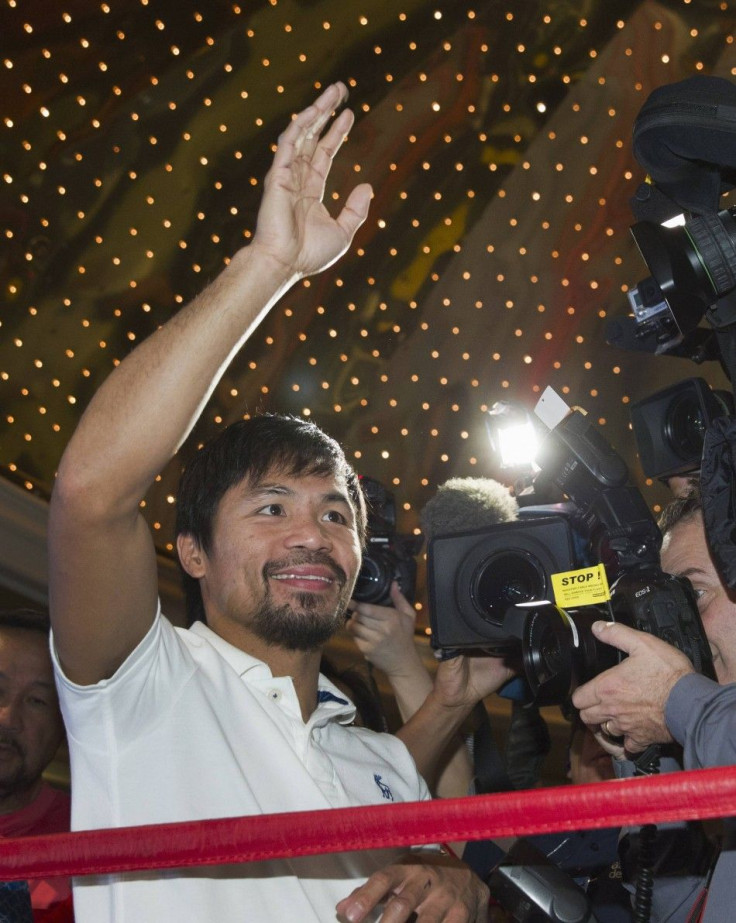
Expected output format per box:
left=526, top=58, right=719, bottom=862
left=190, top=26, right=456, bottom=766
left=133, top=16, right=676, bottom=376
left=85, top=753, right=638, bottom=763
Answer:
left=381, top=651, right=431, bottom=684
left=424, top=687, right=475, bottom=726
left=233, top=239, right=299, bottom=288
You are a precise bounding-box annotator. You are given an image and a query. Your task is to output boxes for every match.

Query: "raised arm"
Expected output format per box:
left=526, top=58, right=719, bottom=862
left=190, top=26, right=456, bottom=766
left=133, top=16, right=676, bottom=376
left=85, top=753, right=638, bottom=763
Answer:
left=48, top=83, right=372, bottom=685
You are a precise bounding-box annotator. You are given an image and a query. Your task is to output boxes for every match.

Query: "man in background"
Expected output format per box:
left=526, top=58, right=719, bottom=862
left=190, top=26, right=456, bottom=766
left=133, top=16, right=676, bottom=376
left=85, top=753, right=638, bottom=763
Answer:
left=573, top=489, right=736, bottom=922
left=0, top=608, right=71, bottom=921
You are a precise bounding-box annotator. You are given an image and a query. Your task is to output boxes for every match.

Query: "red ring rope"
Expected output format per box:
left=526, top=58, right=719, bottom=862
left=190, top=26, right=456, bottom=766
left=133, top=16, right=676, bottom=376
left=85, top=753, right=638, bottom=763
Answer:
left=5, top=765, right=736, bottom=881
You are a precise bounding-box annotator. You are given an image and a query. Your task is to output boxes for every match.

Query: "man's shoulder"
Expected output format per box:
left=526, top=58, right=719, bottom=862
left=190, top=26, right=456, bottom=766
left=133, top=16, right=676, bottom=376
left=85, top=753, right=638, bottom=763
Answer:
left=0, top=783, right=71, bottom=838
left=667, top=673, right=736, bottom=768
left=36, top=783, right=72, bottom=833
left=666, top=672, right=735, bottom=717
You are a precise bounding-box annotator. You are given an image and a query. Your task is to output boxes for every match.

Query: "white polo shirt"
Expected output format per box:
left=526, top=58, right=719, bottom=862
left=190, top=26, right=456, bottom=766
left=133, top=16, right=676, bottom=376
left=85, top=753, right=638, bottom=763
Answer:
left=53, top=606, right=430, bottom=923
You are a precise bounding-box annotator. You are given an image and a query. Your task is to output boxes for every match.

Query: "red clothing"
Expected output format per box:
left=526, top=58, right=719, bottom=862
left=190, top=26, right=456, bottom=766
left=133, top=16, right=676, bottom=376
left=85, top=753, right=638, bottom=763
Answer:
left=0, top=782, right=72, bottom=914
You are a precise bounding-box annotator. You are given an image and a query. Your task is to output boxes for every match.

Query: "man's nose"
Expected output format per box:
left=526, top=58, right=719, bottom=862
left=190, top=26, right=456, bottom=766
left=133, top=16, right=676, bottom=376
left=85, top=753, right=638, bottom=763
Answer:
left=0, top=700, right=23, bottom=731
left=284, top=516, right=332, bottom=550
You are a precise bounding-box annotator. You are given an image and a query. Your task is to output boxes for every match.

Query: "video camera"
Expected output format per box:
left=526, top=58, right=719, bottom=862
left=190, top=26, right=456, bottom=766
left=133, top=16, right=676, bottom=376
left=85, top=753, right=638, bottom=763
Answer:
left=630, top=377, right=733, bottom=481
left=353, top=476, right=422, bottom=607
left=607, top=204, right=736, bottom=361
left=427, top=387, right=715, bottom=707
left=604, top=76, right=736, bottom=366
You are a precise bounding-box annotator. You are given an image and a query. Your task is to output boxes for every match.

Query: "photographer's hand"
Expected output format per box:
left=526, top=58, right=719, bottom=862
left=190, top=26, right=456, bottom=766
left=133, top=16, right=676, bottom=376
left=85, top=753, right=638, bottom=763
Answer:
left=396, top=652, right=514, bottom=797
left=431, top=651, right=516, bottom=713
left=347, top=583, right=424, bottom=680
left=346, top=583, right=436, bottom=732
left=571, top=621, right=695, bottom=753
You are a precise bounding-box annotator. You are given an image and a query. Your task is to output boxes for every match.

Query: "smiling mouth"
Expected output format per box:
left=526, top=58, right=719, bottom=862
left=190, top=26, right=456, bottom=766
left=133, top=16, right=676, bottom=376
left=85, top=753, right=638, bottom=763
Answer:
left=271, top=573, right=334, bottom=584
left=265, top=554, right=347, bottom=590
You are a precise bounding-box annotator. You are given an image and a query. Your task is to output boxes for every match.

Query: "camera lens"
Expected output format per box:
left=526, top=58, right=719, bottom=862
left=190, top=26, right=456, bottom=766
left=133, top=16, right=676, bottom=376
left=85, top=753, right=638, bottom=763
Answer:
left=665, top=391, right=706, bottom=459
left=471, top=551, right=547, bottom=626
left=353, top=555, right=392, bottom=604
left=511, top=605, right=618, bottom=706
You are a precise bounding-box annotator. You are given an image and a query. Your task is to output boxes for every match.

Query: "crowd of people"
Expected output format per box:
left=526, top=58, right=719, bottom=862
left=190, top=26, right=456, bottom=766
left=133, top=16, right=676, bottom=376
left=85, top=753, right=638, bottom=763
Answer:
left=2, top=80, right=735, bottom=923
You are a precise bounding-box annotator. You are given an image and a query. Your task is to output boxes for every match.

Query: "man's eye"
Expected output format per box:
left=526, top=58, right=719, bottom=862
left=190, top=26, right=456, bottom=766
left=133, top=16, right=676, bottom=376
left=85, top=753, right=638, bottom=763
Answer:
left=28, top=697, right=50, bottom=708
left=258, top=503, right=284, bottom=516
left=323, top=509, right=348, bottom=524
left=692, top=587, right=709, bottom=609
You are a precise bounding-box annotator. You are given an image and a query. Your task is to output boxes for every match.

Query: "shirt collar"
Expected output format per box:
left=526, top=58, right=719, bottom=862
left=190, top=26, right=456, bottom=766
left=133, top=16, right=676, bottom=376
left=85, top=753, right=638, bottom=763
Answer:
left=188, top=621, right=357, bottom=724
left=189, top=620, right=271, bottom=679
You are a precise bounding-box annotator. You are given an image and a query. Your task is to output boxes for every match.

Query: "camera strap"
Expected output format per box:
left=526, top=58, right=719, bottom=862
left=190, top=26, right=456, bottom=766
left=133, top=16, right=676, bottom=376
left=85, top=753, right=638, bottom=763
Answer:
left=462, top=704, right=517, bottom=877
left=470, top=702, right=515, bottom=795
left=685, top=840, right=722, bottom=923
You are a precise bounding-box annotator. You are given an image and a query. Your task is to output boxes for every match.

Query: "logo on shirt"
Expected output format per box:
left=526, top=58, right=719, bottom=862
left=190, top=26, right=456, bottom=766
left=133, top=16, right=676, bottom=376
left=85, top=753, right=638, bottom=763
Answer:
left=374, top=774, right=394, bottom=801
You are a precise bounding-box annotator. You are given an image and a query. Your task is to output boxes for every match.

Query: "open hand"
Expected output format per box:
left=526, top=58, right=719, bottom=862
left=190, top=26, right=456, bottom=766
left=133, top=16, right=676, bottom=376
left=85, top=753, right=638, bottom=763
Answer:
left=250, top=82, right=372, bottom=281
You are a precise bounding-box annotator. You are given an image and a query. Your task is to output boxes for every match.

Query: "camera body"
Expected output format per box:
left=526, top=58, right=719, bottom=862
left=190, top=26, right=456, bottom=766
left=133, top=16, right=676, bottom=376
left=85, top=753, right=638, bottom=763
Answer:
left=427, top=389, right=715, bottom=707
left=502, top=567, right=710, bottom=706
left=353, top=476, right=422, bottom=606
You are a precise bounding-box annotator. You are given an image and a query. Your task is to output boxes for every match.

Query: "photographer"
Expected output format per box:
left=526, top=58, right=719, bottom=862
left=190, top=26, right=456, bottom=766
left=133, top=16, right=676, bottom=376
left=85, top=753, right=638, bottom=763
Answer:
left=347, top=582, right=482, bottom=799
left=346, top=477, right=522, bottom=799
left=346, top=477, right=532, bottom=798
left=572, top=487, right=736, bottom=921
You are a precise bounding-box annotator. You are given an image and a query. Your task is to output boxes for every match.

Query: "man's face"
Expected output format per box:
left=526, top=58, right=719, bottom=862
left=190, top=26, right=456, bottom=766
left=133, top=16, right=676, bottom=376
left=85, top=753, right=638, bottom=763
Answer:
left=661, top=512, right=736, bottom=685
left=180, top=471, right=362, bottom=651
left=0, top=628, right=64, bottom=811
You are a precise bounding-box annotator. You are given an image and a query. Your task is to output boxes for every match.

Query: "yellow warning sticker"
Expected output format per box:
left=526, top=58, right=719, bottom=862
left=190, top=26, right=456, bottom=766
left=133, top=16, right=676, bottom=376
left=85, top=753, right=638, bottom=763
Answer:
left=551, top=564, right=611, bottom=608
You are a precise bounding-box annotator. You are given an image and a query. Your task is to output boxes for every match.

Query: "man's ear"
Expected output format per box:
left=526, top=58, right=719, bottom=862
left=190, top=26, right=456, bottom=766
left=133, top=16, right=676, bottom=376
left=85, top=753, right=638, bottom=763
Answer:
left=177, top=533, right=206, bottom=578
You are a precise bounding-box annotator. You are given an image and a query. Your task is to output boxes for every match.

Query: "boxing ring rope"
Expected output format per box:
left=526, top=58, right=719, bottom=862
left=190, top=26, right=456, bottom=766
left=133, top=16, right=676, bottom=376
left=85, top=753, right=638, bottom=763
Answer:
left=5, top=765, right=736, bottom=880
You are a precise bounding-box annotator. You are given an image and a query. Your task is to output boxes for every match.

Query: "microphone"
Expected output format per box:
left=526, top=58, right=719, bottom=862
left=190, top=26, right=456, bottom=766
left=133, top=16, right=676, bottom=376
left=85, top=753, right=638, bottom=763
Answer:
left=419, top=477, right=518, bottom=541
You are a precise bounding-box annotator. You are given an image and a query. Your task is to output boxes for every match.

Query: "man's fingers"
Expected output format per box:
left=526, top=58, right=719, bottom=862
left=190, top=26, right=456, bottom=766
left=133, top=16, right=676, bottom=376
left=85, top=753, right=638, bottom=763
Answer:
left=272, top=82, right=349, bottom=168
left=389, top=582, right=417, bottom=618
left=590, top=619, right=643, bottom=655
left=335, top=183, right=373, bottom=241
left=592, top=726, right=626, bottom=759
left=336, top=867, right=402, bottom=922
left=313, top=104, right=355, bottom=162
left=293, top=81, right=348, bottom=140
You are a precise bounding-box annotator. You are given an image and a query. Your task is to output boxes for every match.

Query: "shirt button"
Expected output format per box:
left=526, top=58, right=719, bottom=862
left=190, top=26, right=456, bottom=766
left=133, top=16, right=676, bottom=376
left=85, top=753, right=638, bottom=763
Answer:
left=269, top=689, right=282, bottom=702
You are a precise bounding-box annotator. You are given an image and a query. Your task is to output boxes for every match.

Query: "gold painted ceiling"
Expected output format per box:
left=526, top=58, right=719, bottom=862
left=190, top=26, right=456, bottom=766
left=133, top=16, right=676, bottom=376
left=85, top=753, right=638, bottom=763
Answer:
left=2, top=0, right=735, bottom=594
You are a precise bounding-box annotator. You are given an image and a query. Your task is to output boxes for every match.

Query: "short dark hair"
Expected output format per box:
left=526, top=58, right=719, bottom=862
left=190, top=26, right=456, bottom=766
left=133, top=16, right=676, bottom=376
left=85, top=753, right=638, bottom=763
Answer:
left=657, top=485, right=703, bottom=538
left=0, top=608, right=51, bottom=635
left=175, top=414, right=366, bottom=625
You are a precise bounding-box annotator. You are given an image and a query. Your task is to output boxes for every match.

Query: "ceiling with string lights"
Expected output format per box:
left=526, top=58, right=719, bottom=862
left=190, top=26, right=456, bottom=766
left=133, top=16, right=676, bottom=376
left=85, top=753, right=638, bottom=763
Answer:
left=2, top=0, right=735, bottom=599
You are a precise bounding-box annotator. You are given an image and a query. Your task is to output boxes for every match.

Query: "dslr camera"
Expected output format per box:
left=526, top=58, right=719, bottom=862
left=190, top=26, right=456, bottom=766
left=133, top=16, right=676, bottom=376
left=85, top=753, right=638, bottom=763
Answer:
left=353, top=476, right=422, bottom=607
left=427, top=388, right=715, bottom=706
